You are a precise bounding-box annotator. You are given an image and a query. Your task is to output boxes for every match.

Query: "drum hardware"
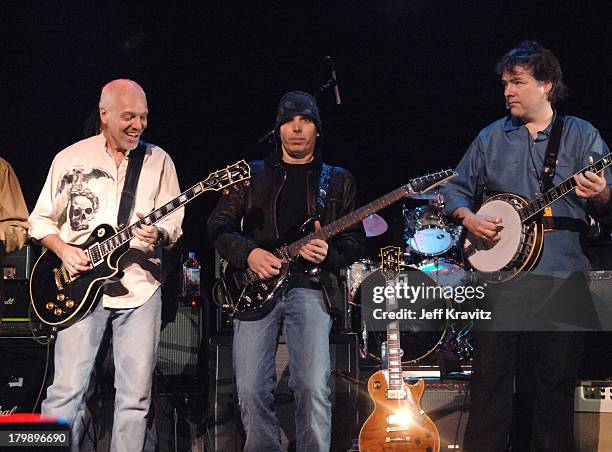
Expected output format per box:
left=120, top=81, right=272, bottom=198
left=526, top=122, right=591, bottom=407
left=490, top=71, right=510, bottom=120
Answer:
left=439, top=321, right=474, bottom=362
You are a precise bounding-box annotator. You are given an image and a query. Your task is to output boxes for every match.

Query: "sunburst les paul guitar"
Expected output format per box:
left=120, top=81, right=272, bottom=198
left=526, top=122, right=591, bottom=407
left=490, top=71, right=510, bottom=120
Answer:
left=463, top=153, right=612, bottom=283
left=359, top=246, right=440, bottom=451
left=29, top=160, right=251, bottom=328
left=219, top=169, right=457, bottom=321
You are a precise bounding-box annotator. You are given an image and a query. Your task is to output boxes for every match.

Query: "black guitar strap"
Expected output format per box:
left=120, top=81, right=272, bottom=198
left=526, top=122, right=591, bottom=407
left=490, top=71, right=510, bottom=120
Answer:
left=117, top=140, right=146, bottom=228
left=541, top=113, right=564, bottom=193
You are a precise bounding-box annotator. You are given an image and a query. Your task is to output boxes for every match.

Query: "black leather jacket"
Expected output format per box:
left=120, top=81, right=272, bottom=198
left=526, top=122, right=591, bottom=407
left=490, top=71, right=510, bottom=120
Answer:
left=207, top=148, right=366, bottom=316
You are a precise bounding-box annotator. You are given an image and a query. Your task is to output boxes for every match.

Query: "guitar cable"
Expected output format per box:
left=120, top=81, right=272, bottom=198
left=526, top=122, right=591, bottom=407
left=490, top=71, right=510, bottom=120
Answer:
left=31, top=329, right=54, bottom=414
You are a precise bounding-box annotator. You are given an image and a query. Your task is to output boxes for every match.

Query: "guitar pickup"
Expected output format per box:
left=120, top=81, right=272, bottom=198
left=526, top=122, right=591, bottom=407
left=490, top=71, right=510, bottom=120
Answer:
left=386, top=426, right=411, bottom=432
left=385, top=388, right=406, bottom=399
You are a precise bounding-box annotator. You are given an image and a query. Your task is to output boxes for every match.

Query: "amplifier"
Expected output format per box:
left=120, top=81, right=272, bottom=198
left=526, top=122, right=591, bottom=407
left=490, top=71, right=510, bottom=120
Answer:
left=158, top=302, right=205, bottom=385
left=0, top=280, right=42, bottom=336
left=575, top=380, right=612, bottom=413
left=0, top=337, right=49, bottom=416
left=397, top=371, right=470, bottom=452
left=2, top=243, right=37, bottom=280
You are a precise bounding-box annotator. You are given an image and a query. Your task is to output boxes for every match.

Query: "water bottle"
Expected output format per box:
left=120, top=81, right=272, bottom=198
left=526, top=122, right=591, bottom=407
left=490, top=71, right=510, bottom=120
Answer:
left=181, top=252, right=201, bottom=298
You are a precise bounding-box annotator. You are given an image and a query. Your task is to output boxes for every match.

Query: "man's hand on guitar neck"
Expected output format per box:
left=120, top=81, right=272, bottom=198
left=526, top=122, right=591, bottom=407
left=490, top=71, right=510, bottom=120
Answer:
left=247, top=248, right=283, bottom=280
left=40, top=234, right=91, bottom=277
left=454, top=207, right=501, bottom=243
left=299, top=221, right=328, bottom=264
left=574, top=156, right=611, bottom=214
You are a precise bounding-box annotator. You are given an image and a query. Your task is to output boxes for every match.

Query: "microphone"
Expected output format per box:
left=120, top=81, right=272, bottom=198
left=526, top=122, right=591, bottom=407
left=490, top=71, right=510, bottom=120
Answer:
left=325, top=56, right=341, bottom=105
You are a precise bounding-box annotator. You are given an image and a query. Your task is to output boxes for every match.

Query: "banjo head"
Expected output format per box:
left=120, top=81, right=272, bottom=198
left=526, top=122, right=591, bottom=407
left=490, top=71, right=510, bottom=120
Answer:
left=465, top=198, right=524, bottom=273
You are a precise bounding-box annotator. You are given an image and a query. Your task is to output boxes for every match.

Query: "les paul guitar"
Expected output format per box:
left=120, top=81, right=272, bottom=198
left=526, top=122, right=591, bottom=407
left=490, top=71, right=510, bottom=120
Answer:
left=359, top=246, right=440, bottom=451
left=29, top=160, right=251, bottom=328
left=463, top=153, right=612, bottom=282
left=219, top=169, right=457, bottom=320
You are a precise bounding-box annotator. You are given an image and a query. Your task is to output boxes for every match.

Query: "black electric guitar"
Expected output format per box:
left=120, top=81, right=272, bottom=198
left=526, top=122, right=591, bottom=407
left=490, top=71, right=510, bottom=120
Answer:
left=30, top=160, right=251, bottom=328
left=219, top=169, right=457, bottom=320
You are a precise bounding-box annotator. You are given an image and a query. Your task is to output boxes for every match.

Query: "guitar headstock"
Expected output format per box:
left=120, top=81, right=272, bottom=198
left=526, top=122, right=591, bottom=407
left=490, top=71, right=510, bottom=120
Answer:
left=380, top=246, right=403, bottom=279
left=202, top=160, right=251, bottom=192
left=408, top=169, right=458, bottom=194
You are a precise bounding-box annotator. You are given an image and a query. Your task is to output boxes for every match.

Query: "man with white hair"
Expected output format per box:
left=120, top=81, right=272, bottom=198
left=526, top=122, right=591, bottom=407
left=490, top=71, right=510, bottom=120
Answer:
left=29, top=79, right=183, bottom=451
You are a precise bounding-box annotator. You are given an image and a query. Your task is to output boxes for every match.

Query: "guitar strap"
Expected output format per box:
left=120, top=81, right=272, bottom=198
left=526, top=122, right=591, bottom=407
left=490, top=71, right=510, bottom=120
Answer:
left=541, top=113, right=564, bottom=193
left=117, top=140, right=147, bottom=228
left=315, top=163, right=334, bottom=217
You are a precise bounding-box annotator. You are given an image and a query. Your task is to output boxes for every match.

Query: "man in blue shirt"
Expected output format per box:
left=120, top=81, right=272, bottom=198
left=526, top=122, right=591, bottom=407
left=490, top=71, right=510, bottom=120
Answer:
left=442, top=41, right=611, bottom=451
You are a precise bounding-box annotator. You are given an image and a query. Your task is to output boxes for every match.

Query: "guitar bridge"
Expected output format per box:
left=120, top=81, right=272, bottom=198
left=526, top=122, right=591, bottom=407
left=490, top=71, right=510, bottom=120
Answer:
left=53, top=268, right=65, bottom=291
left=385, top=436, right=412, bottom=443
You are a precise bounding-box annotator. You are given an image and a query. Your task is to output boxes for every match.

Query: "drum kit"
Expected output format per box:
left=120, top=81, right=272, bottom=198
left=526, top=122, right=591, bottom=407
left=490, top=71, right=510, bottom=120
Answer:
left=348, top=188, right=474, bottom=365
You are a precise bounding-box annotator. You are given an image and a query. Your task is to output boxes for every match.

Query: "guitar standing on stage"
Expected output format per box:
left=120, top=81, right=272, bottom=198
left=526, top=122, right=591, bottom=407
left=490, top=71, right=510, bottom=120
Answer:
left=28, top=79, right=183, bottom=451
left=441, top=41, right=612, bottom=451
left=207, top=91, right=366, bottom=451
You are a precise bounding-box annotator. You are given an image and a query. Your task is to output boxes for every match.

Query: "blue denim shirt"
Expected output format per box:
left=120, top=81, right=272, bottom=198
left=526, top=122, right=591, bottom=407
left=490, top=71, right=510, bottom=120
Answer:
left=442, top=114, right=611, bottom=271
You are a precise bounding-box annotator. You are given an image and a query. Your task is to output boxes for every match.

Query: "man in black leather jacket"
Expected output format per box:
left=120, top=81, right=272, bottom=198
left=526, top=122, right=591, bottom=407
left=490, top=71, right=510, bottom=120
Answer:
left=207, top=91, right=365, bottom=451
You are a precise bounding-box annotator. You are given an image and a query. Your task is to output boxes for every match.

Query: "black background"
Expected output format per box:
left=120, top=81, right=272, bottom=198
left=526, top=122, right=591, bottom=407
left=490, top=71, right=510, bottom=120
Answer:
left=2, top=1, right=611, bottom=290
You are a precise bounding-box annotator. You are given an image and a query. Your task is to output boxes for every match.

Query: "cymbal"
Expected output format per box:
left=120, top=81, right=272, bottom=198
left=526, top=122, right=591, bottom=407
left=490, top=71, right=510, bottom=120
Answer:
left=362, top=213, right=388, bottom=237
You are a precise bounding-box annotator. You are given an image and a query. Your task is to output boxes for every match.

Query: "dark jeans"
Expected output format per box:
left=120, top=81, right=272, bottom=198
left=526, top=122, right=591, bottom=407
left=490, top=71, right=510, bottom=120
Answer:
left=463, top=331, right=584, bottom=452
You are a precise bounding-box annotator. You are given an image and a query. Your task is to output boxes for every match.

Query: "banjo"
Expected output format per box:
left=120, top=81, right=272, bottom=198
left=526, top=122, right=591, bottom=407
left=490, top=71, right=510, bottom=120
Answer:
left=463, top=153, right=612, bottom=283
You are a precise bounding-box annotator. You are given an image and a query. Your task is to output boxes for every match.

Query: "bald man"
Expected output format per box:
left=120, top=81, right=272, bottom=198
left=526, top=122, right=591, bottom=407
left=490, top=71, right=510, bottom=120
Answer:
left=29, top=79, right=183, bottom=451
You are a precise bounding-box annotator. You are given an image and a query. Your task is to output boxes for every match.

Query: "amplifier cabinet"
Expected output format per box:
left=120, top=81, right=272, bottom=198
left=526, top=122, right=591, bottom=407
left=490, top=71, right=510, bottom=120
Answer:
left=0, top=337, right=49, bottom=416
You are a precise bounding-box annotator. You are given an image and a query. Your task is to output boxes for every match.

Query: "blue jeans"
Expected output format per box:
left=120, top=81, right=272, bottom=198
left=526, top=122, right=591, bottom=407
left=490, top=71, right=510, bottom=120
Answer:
left=233, top=287, right=333, bottom=452
left=42, top=288, right=161, bottom=452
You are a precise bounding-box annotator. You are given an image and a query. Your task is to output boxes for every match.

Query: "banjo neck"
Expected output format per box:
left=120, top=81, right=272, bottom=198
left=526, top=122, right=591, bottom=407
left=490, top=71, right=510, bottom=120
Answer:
left=520, top=153, right=612, bottom=223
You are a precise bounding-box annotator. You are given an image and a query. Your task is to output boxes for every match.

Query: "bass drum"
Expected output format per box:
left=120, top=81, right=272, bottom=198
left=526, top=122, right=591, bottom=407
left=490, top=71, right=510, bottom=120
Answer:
left=413, top=257, right=470, bottom=288
left=347, top=262, right=447, bottom=364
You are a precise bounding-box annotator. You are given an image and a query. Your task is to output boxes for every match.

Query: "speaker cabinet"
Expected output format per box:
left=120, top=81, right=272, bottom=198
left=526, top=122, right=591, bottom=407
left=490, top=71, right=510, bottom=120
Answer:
left=419, top=380, right=469, bottom=451
left=158, top=302, right=206, bottom=387
left=208, top=333, right=359, bottom=452
left=0, top=337, right=49, bottom=415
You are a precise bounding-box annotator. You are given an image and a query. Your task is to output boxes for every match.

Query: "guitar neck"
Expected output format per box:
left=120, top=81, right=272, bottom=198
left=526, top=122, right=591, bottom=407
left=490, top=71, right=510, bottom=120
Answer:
left=282, top=185, right=409, bottom=258
left=521, top=154, right=612, bottom=222
left=97, top=181, right=206, bottom=258
left=386, top=320, right=404, bottom=390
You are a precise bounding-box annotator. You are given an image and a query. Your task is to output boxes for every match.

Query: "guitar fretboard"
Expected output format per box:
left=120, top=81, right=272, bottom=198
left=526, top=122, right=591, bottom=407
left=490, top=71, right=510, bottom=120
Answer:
left=387, top=321, right=404, bottom=390
left=88, top=182, right=205, bottom=265
left=520, top=154, right=612, bottom=222
left=284, top=185, right=409, bottom=258
left=381, top=246, right=404, bottom=390
left=86, top=160, right=250, bottom=267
